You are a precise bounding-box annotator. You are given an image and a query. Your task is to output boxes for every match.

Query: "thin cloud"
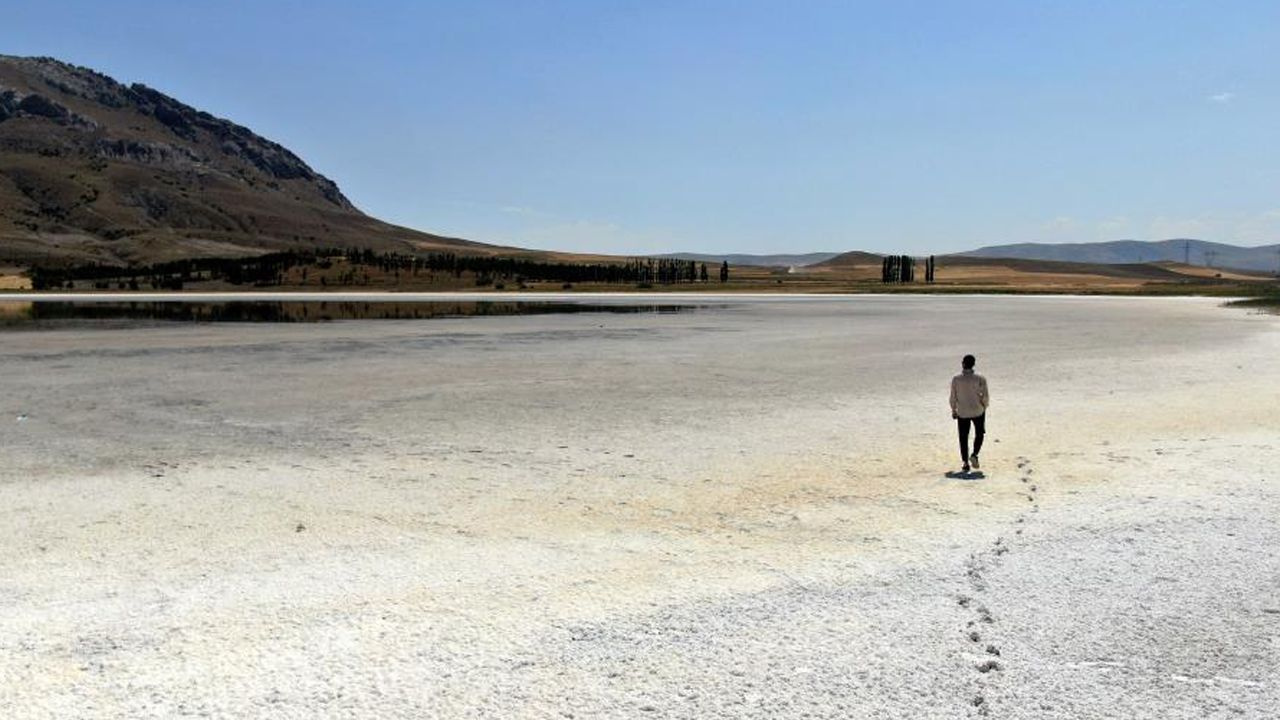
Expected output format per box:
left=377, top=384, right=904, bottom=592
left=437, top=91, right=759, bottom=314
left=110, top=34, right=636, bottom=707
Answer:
left=1208, top=92, right=1235, bottom=104
left=498, top=205, right=555, bottom=219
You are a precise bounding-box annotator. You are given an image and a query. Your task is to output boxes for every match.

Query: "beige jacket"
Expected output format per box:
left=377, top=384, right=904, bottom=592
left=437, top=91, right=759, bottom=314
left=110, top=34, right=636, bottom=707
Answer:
left=950, top=370, right=989, bottom=419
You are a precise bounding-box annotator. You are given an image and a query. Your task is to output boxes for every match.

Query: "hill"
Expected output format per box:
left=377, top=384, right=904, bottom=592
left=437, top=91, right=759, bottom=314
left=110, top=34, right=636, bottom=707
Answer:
left=658, top=252, right=841, bottom=267
left=803, top=250, right=1191, bottom=280
left=937, top=255, right=1194, bottom=280
left=807, top=250, right=886, bottom=267
left=960, top=239, right=1280, bottom=274
left=787, top=247, right=1272, bottom=289
left=0, top=55, right=516, bottom=266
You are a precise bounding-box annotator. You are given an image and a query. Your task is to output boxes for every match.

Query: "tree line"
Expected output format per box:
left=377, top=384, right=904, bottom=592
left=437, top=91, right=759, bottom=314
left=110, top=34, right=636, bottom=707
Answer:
left=28, top=247, right=729, bottom=290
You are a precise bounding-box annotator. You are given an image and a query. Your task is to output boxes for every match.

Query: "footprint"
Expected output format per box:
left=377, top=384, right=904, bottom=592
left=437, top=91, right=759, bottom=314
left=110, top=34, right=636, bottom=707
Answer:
left=955, top=465, right=1030, bottom=714
left=967, top=571, right=986, bottom=591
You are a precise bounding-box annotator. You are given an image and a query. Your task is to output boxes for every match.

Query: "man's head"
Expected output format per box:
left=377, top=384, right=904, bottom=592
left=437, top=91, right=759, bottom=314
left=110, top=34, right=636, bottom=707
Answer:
left=962, top=354, right=976, bottom=370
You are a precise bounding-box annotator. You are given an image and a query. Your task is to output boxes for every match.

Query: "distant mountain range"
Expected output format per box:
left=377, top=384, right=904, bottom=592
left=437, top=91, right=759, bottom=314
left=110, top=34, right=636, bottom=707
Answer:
left=1, top=54, right=515, bottom=266
left=959, top=239, right=1280, bottom=274
left=658, top=252, right=841, bottom=267
left=672, top=241, right=1278, bottom=275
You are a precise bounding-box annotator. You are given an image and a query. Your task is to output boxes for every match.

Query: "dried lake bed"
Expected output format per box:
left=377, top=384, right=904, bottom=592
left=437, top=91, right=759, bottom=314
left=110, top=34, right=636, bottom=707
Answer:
left=1, top=294, right=1278, bottom=719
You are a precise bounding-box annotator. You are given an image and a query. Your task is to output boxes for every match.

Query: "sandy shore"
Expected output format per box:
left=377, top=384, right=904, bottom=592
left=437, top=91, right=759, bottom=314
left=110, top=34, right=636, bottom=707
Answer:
left=1, top=296, right=1277, bottom=718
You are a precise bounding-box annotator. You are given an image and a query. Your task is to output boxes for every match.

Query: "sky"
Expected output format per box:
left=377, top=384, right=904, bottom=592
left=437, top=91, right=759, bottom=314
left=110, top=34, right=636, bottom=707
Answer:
left=4, top=1, right=1278, bottom=255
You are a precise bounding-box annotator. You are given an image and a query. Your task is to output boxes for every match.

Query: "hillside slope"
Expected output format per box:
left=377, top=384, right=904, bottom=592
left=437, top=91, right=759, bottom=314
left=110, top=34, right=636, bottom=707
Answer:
left=658, top=252, right=841, bottom=267
left=808, top=250, right=885, bottom=267
left=0, top=55, right=512, bottom=266
left=938, top=254, right=1194, bottom=280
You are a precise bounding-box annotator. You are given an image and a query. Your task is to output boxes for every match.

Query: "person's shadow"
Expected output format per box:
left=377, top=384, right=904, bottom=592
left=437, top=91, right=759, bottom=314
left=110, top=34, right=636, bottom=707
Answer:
left=945, top=470, right=986, bottom=480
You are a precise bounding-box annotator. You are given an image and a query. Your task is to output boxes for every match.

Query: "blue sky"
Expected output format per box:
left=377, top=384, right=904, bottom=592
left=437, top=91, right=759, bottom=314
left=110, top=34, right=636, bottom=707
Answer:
left=4, top=1, right=1278, bottom=254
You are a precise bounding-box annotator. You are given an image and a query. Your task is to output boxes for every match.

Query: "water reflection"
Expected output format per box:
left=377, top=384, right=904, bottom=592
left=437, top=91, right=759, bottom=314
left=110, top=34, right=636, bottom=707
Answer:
left=1225, top=297, right=1280, bottom=315
left=0, top=300, right=701, bottom=329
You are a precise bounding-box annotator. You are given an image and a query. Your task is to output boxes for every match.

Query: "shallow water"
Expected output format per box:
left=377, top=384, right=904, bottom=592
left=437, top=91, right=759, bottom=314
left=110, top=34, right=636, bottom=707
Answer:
left=0, top=300, right=702, bottom=329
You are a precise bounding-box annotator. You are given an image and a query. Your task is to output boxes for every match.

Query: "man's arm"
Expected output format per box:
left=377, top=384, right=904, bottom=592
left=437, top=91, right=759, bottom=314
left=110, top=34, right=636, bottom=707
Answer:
left=949, top=377, right=959, bottom=415
left=979, top=376, right=990, bottom=410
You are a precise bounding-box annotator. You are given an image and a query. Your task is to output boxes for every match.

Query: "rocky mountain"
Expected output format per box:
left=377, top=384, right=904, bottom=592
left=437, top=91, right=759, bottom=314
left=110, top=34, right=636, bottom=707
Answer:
left=959, top=239, right=1280, bottom=274
left=0, top=54, right=508, bottom=266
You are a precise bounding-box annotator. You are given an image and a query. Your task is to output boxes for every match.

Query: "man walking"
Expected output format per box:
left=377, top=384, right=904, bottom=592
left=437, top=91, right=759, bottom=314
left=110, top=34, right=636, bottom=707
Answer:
left=950, top=354, right=989, bottom=473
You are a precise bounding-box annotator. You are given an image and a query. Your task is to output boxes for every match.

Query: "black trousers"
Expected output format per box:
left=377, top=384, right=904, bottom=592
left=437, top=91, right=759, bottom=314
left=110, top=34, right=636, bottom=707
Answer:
left=957, top=413, right=985, bottom=463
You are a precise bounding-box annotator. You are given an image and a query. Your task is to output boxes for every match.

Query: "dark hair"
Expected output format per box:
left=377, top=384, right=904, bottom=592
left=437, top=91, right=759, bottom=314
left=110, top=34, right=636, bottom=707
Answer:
left=962, top=354, right=976, bottom=369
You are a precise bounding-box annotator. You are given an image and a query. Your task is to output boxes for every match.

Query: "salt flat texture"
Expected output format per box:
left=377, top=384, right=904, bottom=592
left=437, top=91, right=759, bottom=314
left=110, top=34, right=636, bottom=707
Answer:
left=1, top=296, right=1277, bottom=719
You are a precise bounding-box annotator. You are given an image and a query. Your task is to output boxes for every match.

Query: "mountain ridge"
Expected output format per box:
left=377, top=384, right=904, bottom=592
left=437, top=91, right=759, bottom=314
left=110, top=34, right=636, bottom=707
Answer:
left=0, top=54, right=513, bottom=266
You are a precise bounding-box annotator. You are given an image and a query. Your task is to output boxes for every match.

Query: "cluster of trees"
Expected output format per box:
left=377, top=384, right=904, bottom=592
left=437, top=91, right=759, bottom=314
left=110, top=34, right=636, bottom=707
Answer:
left=27, top=247, right=729, bottom=290
left=325, top=250, right=717, bottom=287
left=29, top=251, right=316, bottom=290
left=881, top=255, right=915, bottom=283
left=881, top=255, right=936, bottom=283
left=628, top=257, right=700, bottom=285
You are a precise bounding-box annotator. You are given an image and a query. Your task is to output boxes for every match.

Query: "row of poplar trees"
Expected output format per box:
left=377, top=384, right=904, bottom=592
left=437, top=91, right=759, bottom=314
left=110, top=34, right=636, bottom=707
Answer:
left=881, top=255, right=936, bottom=283
left=28, top=248, right=735, bottom=289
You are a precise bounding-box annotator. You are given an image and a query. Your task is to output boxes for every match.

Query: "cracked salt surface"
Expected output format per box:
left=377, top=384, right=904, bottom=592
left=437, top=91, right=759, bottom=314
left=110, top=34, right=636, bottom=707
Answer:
left=1, top=296, right=1278, bottom=718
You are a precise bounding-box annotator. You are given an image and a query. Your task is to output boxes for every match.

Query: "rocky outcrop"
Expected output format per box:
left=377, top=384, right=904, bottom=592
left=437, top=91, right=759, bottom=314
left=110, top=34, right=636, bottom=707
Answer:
left=0, top=89, right=95, bottom=128
left=0, top=55, right=353, bottom=212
